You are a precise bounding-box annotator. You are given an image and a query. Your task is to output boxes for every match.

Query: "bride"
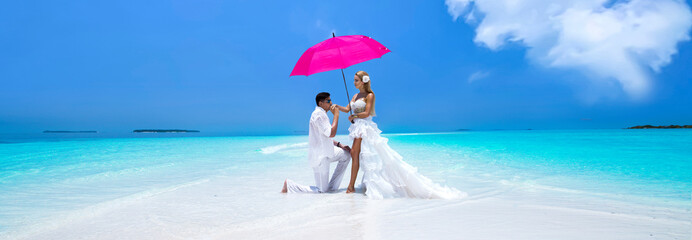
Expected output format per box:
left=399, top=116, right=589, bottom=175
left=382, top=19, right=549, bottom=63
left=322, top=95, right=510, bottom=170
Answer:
left=335, top=71, right=465, bottom=199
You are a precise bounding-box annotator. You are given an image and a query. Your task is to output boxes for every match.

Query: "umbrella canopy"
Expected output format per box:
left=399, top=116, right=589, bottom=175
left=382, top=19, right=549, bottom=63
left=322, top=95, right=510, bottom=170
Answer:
left=290, top=35, right=391, bottom=76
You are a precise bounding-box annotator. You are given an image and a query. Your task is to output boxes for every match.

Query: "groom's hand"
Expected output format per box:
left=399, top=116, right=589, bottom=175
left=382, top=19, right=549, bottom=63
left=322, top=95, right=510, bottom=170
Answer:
left=342, top=145, right=351, bottom=152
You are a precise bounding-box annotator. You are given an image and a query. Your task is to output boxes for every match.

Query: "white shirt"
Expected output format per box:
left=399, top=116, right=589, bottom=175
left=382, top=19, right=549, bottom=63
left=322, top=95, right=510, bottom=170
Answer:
left=308, top=106, right=334, bottom=168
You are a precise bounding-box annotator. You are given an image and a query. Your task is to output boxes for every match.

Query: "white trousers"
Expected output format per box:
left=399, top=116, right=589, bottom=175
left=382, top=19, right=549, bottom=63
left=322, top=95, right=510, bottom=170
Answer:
left=285, top=146, right=350, bottom=193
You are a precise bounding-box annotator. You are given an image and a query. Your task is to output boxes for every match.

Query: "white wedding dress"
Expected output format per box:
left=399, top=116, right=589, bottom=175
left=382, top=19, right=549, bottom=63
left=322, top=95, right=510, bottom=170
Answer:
left=348, top=99, right=466, bottom=199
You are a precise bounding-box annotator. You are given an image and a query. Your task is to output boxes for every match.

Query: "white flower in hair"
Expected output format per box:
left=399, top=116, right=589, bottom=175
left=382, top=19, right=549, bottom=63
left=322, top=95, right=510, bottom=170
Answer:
left=362, top=75, right=370, bottom=83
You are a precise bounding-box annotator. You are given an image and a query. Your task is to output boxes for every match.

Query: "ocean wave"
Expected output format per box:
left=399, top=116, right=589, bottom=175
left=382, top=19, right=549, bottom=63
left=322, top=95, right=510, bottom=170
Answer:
left=259, top=142, right=308, bottom=154
left=384, top=132, right=459, bottom=136
left=59, top=162, right=179, bottom=184
left=496, top=178, right=690, bottom=209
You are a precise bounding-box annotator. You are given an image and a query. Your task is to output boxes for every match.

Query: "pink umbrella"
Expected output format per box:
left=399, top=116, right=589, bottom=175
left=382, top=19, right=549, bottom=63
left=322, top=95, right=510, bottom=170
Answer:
left=290, top=33, right=390, bottom=115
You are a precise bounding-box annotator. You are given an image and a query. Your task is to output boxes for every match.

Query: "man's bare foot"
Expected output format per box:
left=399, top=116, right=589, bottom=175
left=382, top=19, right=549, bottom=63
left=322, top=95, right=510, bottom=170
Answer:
left=346, top=186, right=355, bottom=193
left=281, top=180, right=288, bottom=193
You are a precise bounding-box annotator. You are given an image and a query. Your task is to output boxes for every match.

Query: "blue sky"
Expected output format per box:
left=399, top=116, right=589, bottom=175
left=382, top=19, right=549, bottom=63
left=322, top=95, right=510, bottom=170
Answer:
left=1, top=0, right=691, bottom=135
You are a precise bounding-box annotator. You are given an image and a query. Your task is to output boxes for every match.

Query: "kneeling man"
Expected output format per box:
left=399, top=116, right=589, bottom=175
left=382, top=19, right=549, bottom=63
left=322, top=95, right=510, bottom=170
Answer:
left=282, top=92, right=351, bottom=193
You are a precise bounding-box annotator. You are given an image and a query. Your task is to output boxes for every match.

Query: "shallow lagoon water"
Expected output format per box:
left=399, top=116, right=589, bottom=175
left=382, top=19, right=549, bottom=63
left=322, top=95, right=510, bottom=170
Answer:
left=0, top=129, right=690, bottom=239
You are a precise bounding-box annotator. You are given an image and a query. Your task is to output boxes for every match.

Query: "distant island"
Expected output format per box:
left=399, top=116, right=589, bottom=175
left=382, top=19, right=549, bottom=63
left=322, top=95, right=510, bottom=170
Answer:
left=43, top=130, right=97, bottom=133
left=133, top=129, right=200, bottom=133
left=627, top=125, right=692, bottom=129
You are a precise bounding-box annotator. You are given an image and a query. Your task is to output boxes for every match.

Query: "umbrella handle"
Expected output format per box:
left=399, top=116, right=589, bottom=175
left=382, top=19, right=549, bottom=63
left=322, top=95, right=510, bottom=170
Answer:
left=340, top=69, right=355, bottom=123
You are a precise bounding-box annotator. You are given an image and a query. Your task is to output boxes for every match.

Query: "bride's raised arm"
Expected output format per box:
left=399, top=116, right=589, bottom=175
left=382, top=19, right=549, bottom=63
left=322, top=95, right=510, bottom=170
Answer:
left=335, top=94, right=357, bottom=113
left=335, top=104, right=350, bottom=113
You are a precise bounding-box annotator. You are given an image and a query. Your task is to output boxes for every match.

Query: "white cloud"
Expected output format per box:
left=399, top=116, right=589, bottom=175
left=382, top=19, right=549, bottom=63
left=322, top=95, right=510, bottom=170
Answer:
left=468, top=70, right=490, bottom=83
left=445, top=0, right=692, bottom=99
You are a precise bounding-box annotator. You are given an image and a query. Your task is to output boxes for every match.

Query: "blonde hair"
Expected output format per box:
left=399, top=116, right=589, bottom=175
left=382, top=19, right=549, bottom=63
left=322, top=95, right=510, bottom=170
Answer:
left=355, top=71, right=373, bottom=93
left=355, top=71, right=376, bottom=116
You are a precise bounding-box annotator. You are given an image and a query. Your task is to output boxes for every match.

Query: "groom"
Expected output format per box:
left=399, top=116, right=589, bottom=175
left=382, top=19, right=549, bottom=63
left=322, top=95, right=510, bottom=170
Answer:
left=282, top=92, right=351, bottom=193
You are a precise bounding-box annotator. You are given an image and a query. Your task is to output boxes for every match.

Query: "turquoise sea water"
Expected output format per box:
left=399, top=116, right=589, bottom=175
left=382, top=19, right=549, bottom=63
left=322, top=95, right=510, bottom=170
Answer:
left=0, top=129, right=691, bottom=236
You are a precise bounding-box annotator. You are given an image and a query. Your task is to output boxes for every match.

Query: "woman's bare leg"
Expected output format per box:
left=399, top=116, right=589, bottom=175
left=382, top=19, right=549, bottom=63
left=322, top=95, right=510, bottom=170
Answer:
left=346, top=138, right=362, bottom=193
